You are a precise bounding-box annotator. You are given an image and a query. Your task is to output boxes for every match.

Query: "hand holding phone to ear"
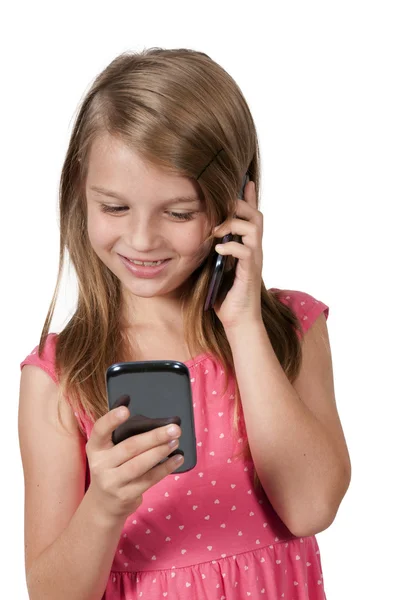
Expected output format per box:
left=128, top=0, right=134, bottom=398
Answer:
left=209, top=176, right=264, bottom=331
left=204, top=172, right=249, bottom=312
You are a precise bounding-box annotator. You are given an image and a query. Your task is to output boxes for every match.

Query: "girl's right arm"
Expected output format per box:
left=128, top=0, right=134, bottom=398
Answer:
left=18, top=365, right=183, bottom=600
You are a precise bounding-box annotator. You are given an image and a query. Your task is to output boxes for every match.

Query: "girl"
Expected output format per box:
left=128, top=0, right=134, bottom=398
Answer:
left=18, top=48, right=351, bottom=600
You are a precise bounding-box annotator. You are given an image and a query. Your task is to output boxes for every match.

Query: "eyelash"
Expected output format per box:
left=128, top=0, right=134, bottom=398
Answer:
left=100, top=205, right=196, bottom=221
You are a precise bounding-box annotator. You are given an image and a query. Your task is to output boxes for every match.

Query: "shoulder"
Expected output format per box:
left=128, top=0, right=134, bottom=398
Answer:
left=269, top=287, right=329, bottom=339
left=20, top=333, right=91, bottom=439
left=20, top=332, right=59, bottom=383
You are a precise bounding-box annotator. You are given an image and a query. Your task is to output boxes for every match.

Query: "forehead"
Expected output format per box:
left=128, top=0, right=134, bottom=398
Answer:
left=87, top=135, right=160, bottom=181
left=86, top=134, right=201, bottom=201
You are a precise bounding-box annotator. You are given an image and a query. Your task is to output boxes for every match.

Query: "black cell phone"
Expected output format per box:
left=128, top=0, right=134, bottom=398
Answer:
left=106, top=361, right=197, bottom=473
left=204, top=171, right=250, bottom=311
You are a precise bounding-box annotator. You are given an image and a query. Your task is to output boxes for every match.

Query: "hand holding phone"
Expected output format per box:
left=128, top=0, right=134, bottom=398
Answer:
left=106, top=361, right=197, bottom=473
left=85, top=401, right=184, bottom=522
left=204, top=171, right=250, bottom=311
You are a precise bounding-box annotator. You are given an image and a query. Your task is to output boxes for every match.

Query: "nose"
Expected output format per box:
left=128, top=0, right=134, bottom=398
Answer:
left=125, top=216, right=161, bottom=252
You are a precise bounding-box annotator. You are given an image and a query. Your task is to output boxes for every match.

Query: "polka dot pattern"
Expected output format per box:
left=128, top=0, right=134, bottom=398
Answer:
left=20, top=288, right=329, bottom=599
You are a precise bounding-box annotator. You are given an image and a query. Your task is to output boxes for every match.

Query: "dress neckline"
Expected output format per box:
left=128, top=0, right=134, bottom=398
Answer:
left=182, top=352, right=213, bottom=368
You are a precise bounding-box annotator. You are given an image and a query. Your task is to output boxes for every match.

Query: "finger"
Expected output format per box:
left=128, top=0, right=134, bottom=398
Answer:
left=89, top=397, right=131, bottom=451
left=215, top=241, right=252, bottom=261
left=214, top=203, right=262, bottom=235
left=111, top=394, right=131, bottom=411
left=124, top=453, right=185, bottom=497
left=244, top=180, right=258, bottom=208
left=235, top=197, right=261, bottom=221
left=117, top=439, right=183, bottom=485
left=213, top=218, right=254, bottom=239
left=109, top=422, right=182, bottom=468
left=214, top=225, right=261, bottom=252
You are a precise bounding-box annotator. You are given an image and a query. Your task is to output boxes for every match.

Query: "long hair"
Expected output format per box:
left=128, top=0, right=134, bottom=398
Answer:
left=39, top=48, right=304, bottom=487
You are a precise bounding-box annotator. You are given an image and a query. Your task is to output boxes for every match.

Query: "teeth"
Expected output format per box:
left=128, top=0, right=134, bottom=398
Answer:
left=129, top=259, right=164, bottom=266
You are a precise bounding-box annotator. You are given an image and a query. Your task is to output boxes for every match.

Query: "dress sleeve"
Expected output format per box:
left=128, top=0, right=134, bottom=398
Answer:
left=20, top=333, right=88, bottom=437
left=20, top=333, right=59, bottom=383
left=269, top=288, right=329, bottom=341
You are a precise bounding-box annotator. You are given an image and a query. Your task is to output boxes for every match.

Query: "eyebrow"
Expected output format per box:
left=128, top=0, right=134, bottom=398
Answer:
left=89, top=185, right=200, bottom=205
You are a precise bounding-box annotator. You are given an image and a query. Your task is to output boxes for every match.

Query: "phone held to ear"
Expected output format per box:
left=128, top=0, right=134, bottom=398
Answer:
left=107, top=361, right=197, bottom=473
left=204, top=171, right=250, bottom=311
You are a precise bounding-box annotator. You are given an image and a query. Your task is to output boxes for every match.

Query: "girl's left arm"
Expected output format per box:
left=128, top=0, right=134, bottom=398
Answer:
left=226, top=316, right=351, bottom=539
left=213, top=179, right=351, bottom=538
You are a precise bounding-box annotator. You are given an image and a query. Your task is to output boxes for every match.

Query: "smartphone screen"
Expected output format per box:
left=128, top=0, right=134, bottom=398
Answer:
left=106, top=361, right=197, bottom=473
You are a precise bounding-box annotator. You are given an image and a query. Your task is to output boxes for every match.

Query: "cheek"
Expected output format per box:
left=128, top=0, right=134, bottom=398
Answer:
left=87, top=213, right=115, bottom=249
left=178, top=221, right=212, bottom=260
left=181, top=231, right=202, bottom=253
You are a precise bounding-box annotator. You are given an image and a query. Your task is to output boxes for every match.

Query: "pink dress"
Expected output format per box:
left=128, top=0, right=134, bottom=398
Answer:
left=20, top=288, right=329, bottom=599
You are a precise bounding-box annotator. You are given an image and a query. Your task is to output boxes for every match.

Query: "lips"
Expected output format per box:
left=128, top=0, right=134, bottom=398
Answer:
left=119, top=254, right=171, bottom=279
left=120, top=254, right=169, bottom=263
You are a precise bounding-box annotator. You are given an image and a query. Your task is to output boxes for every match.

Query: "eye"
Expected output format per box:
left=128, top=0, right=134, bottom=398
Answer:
left=100, top=204, right=128, bottom=214
left=100, top=204, right=196, bottom=221
left=167, top=211, right=196, bottom=221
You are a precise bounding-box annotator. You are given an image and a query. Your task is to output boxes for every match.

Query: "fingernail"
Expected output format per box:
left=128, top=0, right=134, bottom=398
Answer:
left=167, top=425, right=179, bottom=437
left=173, top=454, right=184, bottom=464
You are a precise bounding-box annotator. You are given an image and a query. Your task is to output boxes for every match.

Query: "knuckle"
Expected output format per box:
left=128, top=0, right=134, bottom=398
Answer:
left=101, top=476, right=115, bottom=496
left=122, top=433, right=143, bottom=457
left=156, top=447, right=172, bottom=467
left=89, top=459, right=101, bottom=477
left=125, top=436, right=140, bottom=456
left=126, top=461, right=140, bottom=481
left=154, top=445, right=168, bottom=466
left=167, top=458, right=179, bottom=473
left=152, top=427, right=162, bottom=443
left=162, top=444, right=175, bottom=459
left=117, top=488, right=130, bottom=506
left=156, top=426, right=168, bottom=443
left=156, top=461, right=171, bottom=481
left=118, top=486, right=140, bottom=509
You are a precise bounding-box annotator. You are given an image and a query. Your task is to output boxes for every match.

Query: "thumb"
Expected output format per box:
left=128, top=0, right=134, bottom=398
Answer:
left=111, top=394, right=131, bottom=412
left=90, top=394, right=130, bottom=450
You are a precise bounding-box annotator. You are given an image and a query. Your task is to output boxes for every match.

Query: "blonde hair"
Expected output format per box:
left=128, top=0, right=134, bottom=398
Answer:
left=39, top=48, right=304, bottom=487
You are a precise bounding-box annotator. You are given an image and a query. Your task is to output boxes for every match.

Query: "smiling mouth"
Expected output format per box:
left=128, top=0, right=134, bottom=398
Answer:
left=120, top=255, right=170, bottom=266
left=127, top=258, right=166, bottom=266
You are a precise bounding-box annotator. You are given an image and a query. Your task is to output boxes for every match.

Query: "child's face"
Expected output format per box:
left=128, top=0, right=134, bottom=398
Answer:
left=85, top=134, right=212, bottom=300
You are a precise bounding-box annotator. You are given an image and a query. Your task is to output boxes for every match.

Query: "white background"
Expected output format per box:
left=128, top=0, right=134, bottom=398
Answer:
left=2, top=1, right=397, bottom=598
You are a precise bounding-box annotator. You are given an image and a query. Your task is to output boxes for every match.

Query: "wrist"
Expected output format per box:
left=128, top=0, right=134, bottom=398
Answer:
left=224, top=318, right=263, bottom=340
left=84, top=485, right=128, bottom=531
